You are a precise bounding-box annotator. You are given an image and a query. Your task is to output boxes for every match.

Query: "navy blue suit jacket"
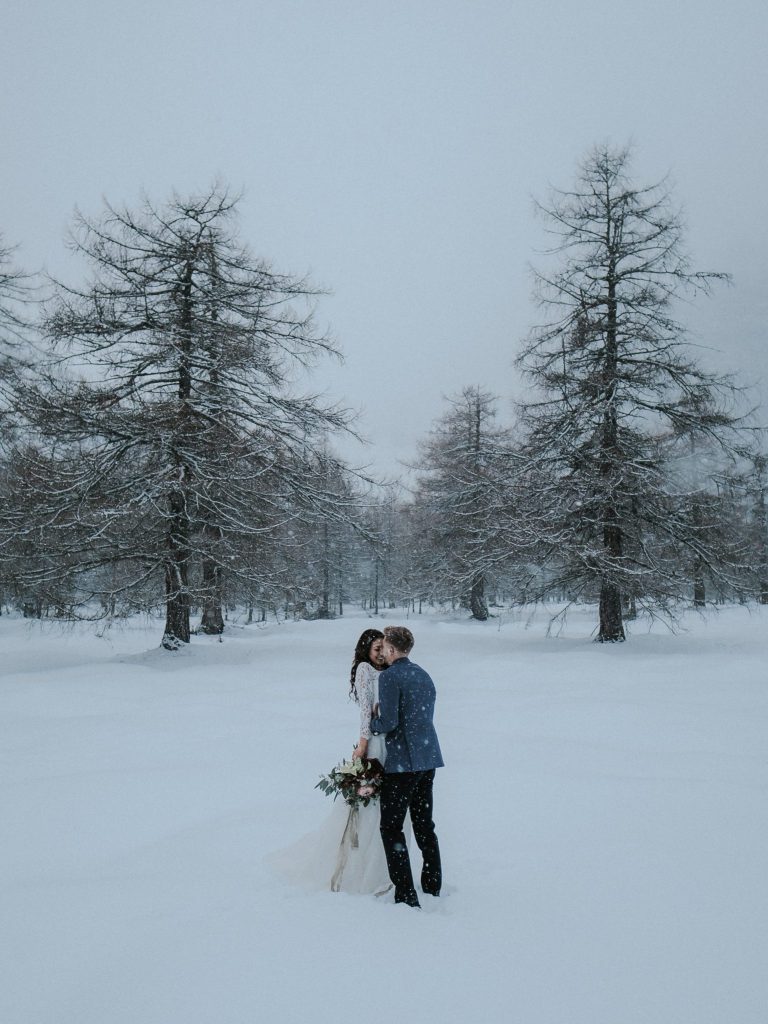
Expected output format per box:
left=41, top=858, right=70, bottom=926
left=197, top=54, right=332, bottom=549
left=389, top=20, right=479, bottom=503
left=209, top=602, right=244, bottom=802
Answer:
left=370, top=657, right=444, bottom=773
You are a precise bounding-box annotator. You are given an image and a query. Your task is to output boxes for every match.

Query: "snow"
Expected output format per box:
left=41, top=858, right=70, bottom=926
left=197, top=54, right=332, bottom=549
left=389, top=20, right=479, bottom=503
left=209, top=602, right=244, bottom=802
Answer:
left=2, top=606, right=767, bottom=1024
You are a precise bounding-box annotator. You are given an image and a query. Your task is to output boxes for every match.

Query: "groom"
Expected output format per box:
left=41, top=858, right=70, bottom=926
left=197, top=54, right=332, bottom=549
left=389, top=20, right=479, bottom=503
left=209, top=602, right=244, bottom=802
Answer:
left=370, top=625, right=443, bottom=908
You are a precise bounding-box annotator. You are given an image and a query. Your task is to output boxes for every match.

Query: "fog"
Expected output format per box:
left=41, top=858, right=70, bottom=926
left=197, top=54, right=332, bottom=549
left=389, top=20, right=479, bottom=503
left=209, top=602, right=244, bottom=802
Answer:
left=3, top=0, right=766, bottom=477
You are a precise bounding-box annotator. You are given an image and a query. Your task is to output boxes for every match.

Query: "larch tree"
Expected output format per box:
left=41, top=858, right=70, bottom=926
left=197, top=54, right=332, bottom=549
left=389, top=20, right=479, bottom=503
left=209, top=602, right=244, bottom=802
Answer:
left=411, top=386, right=515, bottom=620
left=12, top=187, right=355, bottom=648
left=517, top=145, right=750, bottom=641
left=747, top=453, right=768, bottom=604
left=0, top=235, right=33, bottom=372
left=0, top=235, right=38, bottom=615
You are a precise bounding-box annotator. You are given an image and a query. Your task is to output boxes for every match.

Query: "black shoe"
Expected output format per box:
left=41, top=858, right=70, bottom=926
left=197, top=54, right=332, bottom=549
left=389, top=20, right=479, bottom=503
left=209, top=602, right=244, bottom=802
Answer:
left=395, top=893, right=421, bottom=908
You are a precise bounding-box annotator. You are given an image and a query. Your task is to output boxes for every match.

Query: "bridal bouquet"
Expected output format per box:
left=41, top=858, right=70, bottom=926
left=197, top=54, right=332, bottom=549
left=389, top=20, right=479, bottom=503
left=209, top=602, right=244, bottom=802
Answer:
left=316, top=757, right=385, bottom=808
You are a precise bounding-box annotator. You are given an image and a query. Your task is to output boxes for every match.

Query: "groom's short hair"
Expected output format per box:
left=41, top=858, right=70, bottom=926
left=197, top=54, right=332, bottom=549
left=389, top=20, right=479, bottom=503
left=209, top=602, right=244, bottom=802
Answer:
left=383, top=625, right=414, bottom=654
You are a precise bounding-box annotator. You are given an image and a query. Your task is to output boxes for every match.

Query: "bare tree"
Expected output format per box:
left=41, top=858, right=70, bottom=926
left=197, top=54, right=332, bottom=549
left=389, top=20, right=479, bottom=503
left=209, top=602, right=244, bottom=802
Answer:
left=10, top=187, right=355, bottom=647
left=517, top=145, right=750, bottom=640
left=0, top=234, right=34, bottom=365
left=410, top=386, right=516, bottom=620
left=747, top=453, right=768, bottom=604
left=0, top=235, right=39, bottom=616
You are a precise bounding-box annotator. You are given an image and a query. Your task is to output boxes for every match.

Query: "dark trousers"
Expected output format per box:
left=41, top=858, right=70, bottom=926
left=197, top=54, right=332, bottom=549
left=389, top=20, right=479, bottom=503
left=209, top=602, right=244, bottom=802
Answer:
left=379, top=768, right=441, bottom=906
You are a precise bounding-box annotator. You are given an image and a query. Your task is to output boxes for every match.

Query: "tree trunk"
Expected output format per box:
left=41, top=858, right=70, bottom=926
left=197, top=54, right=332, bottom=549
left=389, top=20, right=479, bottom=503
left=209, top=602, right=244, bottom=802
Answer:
left=162, top=258, right=194, bottom=651
left=163, top=566, right=190, bottom=649
left=598, top=579, right=625, bottom=642
left=596, top=255, right=624, bottom=644
left=162, top=489, right=191, bottom=650
left=598, top=503, right=625, bottom=641
left=469, top=572, right=489, bottom=621
left=623, top=593, right=637, bottom=620
left=199, top=523, right=224, bottom=634
left=318, top=522, right=331, bottom=618
left=691, top=496, right=706, bottom=607
left=199, top=573, right=224, bottom=633
left=693, top=569, right=706, bottom=608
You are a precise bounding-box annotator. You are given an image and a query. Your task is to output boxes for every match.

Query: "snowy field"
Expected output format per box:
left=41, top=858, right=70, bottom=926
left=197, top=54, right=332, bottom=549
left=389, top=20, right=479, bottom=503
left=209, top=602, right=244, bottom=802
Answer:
left=2, top=605, right=767, bottom=1024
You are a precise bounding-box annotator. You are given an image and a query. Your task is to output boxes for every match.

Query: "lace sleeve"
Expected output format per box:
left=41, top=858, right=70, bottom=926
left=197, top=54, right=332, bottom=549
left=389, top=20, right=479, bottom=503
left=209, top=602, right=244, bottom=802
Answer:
left=355, top=662, right=375, bottom=740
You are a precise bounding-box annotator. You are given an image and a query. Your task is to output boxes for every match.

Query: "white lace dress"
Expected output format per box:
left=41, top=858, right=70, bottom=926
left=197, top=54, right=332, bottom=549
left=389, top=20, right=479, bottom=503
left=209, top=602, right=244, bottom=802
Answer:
left=273, top=661, right=397, bottom=895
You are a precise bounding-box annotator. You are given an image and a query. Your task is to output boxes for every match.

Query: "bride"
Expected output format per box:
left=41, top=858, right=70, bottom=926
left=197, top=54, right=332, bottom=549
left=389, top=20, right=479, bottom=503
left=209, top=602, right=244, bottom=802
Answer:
left=274, top=628, right=404, bottom=895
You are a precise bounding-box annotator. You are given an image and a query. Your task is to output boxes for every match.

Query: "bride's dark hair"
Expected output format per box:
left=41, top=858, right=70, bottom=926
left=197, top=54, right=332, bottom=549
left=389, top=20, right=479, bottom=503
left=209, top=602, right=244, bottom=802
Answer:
left=349, top=628, right=385, bottom=702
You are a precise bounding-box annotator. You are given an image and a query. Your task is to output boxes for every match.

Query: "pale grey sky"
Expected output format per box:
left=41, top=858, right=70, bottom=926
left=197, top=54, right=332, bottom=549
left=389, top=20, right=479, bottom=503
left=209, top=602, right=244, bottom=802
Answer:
left=3, top=0, right=766, bottom=477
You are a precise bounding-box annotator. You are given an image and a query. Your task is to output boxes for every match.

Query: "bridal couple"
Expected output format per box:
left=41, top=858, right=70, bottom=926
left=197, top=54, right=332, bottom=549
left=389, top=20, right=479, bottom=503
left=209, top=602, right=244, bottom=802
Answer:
left=280, top=625, right=443, bottom=908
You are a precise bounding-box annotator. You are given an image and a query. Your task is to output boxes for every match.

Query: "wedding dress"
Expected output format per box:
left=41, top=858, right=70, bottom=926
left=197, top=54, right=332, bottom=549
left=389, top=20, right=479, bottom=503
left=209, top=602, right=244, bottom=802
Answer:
left=274, top=661, right=406, bottom=895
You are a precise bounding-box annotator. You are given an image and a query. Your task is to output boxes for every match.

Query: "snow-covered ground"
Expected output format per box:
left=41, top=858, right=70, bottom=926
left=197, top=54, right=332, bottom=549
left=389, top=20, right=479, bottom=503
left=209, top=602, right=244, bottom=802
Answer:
left=2, top=605, right=767, bottom=1024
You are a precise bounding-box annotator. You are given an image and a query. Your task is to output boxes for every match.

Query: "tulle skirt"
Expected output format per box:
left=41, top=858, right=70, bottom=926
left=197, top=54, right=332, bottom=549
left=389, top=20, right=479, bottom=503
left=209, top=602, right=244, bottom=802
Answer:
left=273, top=734, right=413, bottom=895
left=273, top=796, right=394, bottom=895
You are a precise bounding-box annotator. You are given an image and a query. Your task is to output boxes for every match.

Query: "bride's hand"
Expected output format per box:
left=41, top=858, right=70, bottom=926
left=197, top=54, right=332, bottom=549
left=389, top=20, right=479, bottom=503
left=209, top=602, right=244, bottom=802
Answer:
left=352, top=740, right=368, bottom=760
